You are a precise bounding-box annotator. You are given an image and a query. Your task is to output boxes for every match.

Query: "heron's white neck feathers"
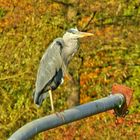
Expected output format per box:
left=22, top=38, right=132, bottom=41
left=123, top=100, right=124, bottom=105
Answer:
left=62, top=37, right=79, bottom=66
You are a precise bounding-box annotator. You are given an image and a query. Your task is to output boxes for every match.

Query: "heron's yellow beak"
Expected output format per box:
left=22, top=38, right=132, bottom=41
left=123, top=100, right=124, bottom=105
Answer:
left=78, top=32, right=94, bottom=38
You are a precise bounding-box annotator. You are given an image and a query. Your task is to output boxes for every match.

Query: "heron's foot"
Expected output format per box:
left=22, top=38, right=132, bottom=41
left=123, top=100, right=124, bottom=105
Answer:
left=55, top=112, right=65, bottom=122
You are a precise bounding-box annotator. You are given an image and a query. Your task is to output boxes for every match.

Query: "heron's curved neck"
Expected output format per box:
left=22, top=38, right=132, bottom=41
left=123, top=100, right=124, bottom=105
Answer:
left=63, top=38, right=78, bottom=48
left=62, top=38, right=79, bottom=66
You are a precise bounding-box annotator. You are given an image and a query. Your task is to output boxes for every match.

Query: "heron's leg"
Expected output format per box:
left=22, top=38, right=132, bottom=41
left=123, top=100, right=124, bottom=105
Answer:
left=49, top=90, right=54, bottom=112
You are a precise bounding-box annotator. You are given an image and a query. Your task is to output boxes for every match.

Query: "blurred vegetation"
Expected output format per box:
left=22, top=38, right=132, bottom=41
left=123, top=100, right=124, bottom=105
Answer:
left=0, top=0, right=140, bottom=139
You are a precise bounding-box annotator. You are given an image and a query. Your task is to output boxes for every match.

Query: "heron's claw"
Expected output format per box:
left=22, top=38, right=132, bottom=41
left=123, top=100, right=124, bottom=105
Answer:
left=55, top=112, right=65, bottom=122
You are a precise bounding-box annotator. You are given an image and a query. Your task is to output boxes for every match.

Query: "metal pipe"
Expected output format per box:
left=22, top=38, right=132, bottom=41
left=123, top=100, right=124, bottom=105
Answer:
left=8, top=94, right=125, bottom=140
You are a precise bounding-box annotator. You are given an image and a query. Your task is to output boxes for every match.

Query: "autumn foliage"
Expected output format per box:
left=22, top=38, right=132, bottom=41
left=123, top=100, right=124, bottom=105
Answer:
left=0, top=0, right=140, bottom=139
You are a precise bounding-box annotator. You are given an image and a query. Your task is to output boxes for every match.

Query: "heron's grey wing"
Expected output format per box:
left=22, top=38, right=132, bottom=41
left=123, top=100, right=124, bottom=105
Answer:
left=34, top=39, right=63, bottom=104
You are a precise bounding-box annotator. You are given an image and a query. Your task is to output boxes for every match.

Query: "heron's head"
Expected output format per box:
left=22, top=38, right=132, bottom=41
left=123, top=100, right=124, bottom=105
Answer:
left=63, top=28, right=93, bottom=41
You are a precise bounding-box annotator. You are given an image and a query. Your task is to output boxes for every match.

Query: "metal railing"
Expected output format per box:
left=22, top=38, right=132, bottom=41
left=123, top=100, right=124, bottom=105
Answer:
left=8, top=84, right=133, bottom=140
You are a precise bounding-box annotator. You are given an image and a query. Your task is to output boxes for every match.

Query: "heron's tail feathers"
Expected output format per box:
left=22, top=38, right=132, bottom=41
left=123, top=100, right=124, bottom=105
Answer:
left=33, top=90, right=41, bottom=106
left=33, top=90, right=48, bottom=106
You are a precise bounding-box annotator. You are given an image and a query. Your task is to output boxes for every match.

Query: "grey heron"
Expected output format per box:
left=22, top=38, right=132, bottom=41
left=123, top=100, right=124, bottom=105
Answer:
left=33, top=28, right=93, bottom=111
